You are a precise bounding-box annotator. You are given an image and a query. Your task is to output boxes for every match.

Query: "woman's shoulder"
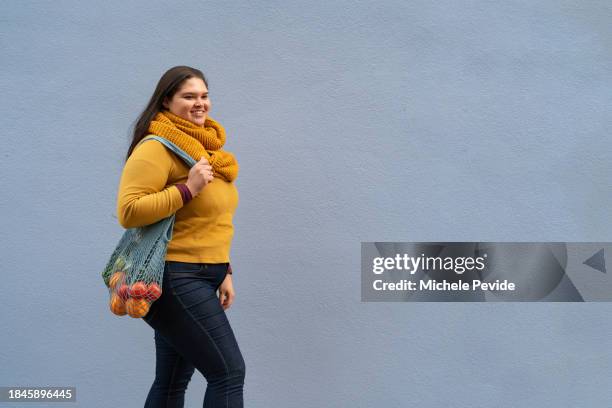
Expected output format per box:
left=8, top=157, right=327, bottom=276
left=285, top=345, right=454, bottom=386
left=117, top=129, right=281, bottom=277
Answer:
left=133, top=136, right=172, bottom=155
left=128, top=137, right=177, bottom=171
left=133, top=137, right=184, bottom=159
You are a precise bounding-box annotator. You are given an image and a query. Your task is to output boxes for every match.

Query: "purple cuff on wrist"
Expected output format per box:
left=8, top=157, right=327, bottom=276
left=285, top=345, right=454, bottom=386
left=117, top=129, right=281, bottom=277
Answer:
left=176, top=184, right=193, bottom=204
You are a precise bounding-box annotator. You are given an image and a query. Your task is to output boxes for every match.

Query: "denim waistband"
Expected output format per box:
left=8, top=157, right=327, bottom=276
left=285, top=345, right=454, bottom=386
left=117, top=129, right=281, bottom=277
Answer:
left=165, top=261, right=229, bottom=274
left=166, top=261, right=229, bottom=267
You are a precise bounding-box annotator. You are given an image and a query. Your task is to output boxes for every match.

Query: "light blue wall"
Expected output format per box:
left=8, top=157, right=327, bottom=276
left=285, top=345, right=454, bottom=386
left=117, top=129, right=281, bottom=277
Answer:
left=2, top=1, right=612, bottom=406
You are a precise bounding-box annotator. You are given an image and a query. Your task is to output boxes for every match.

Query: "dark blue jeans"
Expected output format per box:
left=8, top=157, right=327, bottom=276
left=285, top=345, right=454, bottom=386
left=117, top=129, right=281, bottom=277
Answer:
left=143, top=261, right=245, bottom=408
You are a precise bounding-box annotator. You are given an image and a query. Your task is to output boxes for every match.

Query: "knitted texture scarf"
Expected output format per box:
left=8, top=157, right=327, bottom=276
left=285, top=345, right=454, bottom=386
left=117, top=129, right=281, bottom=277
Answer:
left=148, top=111, right=239, bottom=182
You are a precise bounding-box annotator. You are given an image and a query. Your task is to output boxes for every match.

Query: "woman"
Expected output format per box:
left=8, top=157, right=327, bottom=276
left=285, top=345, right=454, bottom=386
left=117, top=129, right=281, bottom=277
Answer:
left=116, top=66, right=245, bottom=407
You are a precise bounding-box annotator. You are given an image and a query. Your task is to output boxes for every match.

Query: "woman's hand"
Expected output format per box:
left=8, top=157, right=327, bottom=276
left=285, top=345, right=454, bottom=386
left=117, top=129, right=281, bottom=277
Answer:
left=218, top=274, right=235, bottom=310
left=185, top=156, right=214, bottom=196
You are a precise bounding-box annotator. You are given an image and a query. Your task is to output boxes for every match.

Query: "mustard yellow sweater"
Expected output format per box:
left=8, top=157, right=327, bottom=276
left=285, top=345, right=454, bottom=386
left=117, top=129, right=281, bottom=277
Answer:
left=117, top=139, right=238, bottom=263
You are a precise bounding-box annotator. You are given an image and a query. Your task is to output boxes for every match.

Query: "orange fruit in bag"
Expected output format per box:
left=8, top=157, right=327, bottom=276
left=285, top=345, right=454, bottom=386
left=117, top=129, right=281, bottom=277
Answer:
left=126, top=298, right=150, bottom=318
left=146, top=283, right=162, bottom=301
left=109, top=271, right=125, bottom=289
left=110, top=294, right=127, bottom=316
left=117, top=284, right=130, bottom=301
left=130, top=281, right=147, bottom=299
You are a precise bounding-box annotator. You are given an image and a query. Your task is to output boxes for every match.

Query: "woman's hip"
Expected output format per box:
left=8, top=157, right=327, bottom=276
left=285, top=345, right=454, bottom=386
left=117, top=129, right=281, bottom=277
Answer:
left=144, top=261, right=229, bottom=326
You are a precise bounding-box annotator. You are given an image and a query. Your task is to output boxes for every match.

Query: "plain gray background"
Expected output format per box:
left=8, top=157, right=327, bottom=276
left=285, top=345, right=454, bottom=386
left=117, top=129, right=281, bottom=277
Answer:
left=2, top=1, right=611, bottom=407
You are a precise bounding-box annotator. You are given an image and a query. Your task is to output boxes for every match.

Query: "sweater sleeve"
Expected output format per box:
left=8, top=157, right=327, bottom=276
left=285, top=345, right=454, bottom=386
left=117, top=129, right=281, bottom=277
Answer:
left=117, top=140, right=184, bottom=228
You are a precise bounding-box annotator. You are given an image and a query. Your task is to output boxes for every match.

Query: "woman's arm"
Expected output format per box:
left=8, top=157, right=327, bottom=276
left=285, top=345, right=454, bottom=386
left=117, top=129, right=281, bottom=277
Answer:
left=117, top=140, right=184, bottom=228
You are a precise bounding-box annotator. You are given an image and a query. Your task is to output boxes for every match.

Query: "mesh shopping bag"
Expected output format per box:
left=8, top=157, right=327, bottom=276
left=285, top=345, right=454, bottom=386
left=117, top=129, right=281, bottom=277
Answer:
left=102, top=135, right=196, bottom=318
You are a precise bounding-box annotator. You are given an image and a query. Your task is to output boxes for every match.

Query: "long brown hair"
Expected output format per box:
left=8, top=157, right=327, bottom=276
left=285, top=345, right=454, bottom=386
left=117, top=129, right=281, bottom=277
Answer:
left=126, top=66, right=208, bottom=160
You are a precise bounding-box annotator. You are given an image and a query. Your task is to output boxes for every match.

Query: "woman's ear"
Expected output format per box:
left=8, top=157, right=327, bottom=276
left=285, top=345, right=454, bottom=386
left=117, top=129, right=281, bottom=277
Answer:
left=162, top=97, right=169, bottom=109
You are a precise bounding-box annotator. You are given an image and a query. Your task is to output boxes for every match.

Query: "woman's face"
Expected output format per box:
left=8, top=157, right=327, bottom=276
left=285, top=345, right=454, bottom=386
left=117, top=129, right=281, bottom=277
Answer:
left=163, top=77, right=210, bottom=126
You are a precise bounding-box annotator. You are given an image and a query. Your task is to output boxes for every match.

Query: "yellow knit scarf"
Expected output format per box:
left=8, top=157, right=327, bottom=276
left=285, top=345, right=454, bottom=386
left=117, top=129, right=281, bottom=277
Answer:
left=148, top=111, right=238, bottom=182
